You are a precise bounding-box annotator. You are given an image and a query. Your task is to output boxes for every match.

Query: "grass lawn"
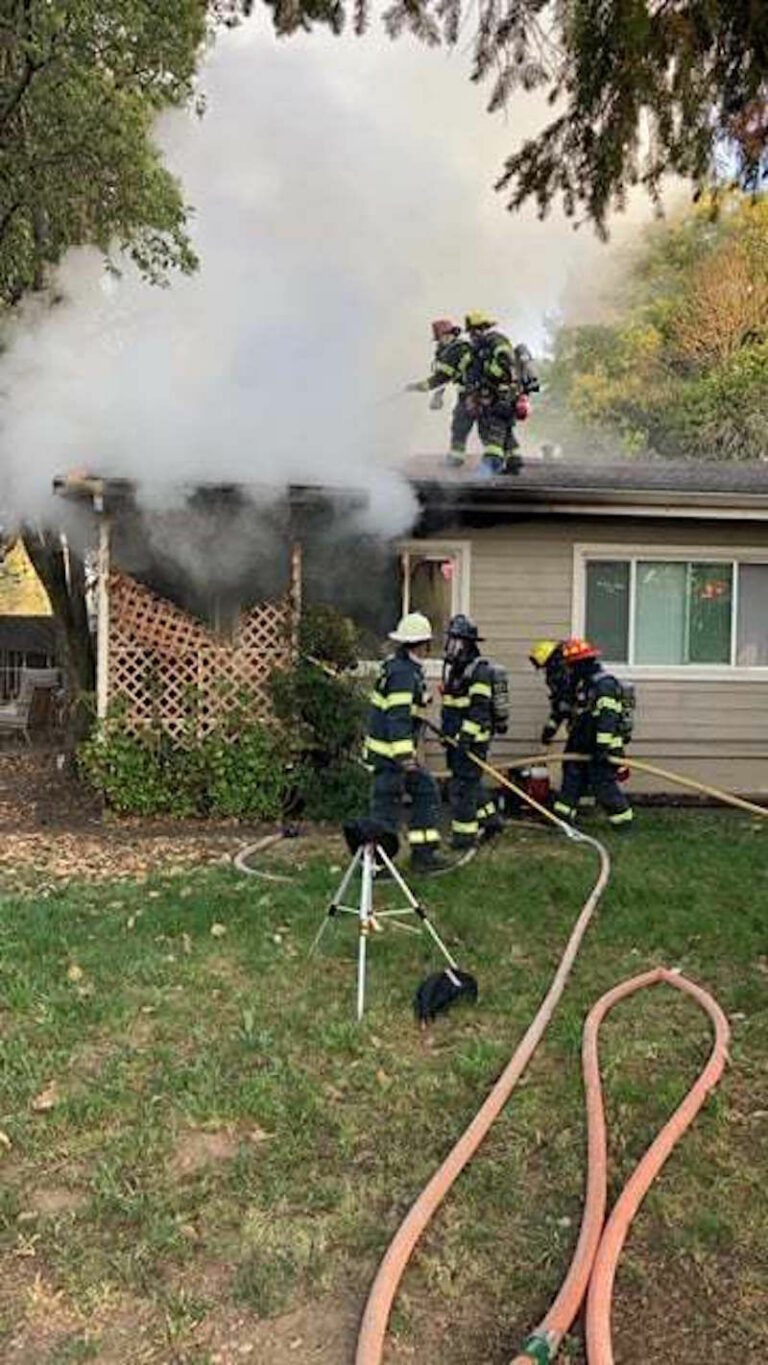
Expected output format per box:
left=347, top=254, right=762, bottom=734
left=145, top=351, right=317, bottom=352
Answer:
left=0, top=811, right=766, bottom=1363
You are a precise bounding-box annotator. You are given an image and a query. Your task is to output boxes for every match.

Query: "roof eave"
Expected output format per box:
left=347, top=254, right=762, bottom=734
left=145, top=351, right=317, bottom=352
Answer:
left=412, top=479, right=768, bottom=516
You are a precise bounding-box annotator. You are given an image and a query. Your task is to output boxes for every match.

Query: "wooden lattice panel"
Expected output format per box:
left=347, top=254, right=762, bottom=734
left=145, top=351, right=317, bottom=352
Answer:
left=108, top=572, right=293, bottom=738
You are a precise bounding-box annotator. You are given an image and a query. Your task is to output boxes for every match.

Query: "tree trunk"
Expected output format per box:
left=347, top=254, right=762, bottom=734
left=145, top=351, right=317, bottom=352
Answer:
left=24, top=528, right=95, bottom=748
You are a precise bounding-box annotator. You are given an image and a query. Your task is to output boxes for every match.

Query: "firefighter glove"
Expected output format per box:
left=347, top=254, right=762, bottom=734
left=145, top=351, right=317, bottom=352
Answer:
left=405, top=380, right=429, bottom=393
left=541, top=721, right=558, bottom=746
left=429, top=388, right=445, bottom=410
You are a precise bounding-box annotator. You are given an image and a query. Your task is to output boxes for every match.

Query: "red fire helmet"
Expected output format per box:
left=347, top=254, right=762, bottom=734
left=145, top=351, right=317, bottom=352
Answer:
left=431, top=318, right=460, bottom=341
left=561, top=637, right=602, bottom=664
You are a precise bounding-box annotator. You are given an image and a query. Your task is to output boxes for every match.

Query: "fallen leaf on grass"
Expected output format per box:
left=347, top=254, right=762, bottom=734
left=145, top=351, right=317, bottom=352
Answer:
left=182, top=932, right=192, bottom=955
left=210, top=922, right=227, bottom=938
left=0, top=1130, right=11, bottom=1152
left=31, top=1082, right=60, bottom=1113
left=66, top=963, right=83, bottom=983
left=248, top=1125, right=273, bottom=1143
left=375, top=1069, right=392, bottom=1090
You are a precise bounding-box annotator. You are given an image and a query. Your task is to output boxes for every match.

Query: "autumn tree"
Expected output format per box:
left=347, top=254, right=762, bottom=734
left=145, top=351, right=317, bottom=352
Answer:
left=540, top=194, right=768, bottom=461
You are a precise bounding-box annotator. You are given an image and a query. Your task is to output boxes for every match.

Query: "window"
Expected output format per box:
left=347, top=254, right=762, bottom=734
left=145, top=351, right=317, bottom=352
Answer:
left=399, top=542, right=470, bottom=662
left=578, top=549, right=768, bottom=670
left=737, top=564, right=768, bottom=666
left=585, top=561, right=630, bottom=662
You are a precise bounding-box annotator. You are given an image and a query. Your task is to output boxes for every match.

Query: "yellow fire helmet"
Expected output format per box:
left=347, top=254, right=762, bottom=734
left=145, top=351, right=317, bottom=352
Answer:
left=465, top=310, right=496, bottom=330
left=529, top=639, right=559, bottom=669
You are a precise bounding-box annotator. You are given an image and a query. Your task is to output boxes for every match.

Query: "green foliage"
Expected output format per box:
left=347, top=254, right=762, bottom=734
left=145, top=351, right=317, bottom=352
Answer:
left=270, top=604, right=368, bottom=764
left=294, top=757, right=370, bottom=821
left=258, top=0, right=767, bottom=230
left=78, top=699, right=289, bottom=818
left=298, top=602, right=360, bottom=671
left=202, top=722, right=290, bottom=819
left=0, top=0, right=235, bottom=306
left=270, top=604, right=371, bottom=821
left=541, top=195, right=768, bottom=460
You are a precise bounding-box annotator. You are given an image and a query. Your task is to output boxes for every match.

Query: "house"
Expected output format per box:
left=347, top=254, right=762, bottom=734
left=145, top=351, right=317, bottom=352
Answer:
left=0, top=539, right=56, bottom=701
left=54, top=459, right=768, bottom=796
left=404, top=458, right=768, bottom=796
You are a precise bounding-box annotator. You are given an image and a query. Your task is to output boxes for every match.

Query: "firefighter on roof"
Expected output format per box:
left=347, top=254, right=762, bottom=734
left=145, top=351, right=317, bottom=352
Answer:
left=364, top=612, right=450, bottom=874
left=405, top=319, right=476, bottom=466
left=552, top=638, right=634, bottom=830
left=464, top=312, right=539, bottom=476
left=441, top=614, right=503, bottom=849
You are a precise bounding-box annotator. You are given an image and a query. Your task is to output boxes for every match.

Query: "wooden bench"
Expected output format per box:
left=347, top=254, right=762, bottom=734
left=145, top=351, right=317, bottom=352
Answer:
left=0, top=668, right=62, bottom=745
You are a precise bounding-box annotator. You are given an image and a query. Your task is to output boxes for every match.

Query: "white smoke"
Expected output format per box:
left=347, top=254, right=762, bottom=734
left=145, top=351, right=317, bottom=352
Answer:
left=0, top=11, right=662, bottom=535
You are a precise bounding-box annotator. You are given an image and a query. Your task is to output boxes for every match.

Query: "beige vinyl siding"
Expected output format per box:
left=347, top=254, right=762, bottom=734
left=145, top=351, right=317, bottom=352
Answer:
left=425, top=515, right=768, bottom=795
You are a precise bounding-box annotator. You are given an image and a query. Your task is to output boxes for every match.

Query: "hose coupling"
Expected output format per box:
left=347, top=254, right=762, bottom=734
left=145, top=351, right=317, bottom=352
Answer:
left=512, top=1332, right=553, bottom=1365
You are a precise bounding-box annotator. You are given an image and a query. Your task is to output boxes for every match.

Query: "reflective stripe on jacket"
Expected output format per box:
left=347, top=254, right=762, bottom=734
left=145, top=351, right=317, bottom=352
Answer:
left=428, top=335, right=474, bottom=390
left=579, top=668, right=626, bottom=755
left=364, top=650, right=428, bottom=764
left=441, top=656, right=493, bottom=747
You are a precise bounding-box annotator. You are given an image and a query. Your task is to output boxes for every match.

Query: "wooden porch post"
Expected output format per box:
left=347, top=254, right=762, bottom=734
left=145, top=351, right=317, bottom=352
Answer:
left=289, top=539, right=303, bottom=659
left=96, top=505, right=111, bottom=722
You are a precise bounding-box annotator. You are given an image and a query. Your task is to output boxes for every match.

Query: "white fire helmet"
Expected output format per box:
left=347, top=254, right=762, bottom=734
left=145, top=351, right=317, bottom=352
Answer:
left=388, top=612, right=433, bottom=645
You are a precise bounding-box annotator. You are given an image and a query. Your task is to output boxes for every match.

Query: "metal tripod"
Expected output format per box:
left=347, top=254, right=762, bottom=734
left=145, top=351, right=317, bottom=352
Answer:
left=310, top=835, right=460, bottom=1022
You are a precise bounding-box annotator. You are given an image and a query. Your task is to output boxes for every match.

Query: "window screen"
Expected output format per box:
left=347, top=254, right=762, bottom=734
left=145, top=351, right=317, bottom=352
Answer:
left=585, top=561, right=629, bottom=661
left=635, top=561, right=686, bottom=664
left=688, top=563, right=732, bottom=663
left=737, top=564, right=768, bottom=665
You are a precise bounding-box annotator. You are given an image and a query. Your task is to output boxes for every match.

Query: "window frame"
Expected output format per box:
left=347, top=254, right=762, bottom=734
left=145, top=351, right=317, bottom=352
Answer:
left=398, top=539, right=472, bottom=677
left=573, top=543, right=768, bottom=680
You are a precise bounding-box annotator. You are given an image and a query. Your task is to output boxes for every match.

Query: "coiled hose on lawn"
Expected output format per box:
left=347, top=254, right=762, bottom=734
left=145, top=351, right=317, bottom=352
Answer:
left=355, top=745, right=747, bottom=1365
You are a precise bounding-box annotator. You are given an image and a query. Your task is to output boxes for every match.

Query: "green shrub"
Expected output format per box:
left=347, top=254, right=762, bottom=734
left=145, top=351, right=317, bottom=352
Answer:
left=269, top=604, right=371, bottom=822
left=201, top=724, right=289, bottom=820
left=78, top=705, right=288, bottom=820
left=295, top=759, right=371, bottom=823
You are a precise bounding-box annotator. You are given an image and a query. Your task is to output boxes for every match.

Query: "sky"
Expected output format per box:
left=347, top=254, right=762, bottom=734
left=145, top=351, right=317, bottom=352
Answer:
left=0, top=10, right=662, bottom=539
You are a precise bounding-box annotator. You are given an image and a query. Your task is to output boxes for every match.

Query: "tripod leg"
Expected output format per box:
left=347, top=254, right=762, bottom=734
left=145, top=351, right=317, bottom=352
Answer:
left=356, top=845, right=375, bottom=1020
left=309, top=846, right=362, bottom=957
left=356, top=921, right=367, bottom=1022
left=377, top=845, right=461, bottom=972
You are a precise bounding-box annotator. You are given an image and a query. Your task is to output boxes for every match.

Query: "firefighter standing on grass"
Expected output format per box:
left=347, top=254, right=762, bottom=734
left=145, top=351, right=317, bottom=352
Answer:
left=552, top=638, right=633, bottom=830
left=441, top=615, right=503, bottom=849
left=405, top=319, right=475, bottom=465
left=364, top=612, right=450, bottom=874
left=528, top=639, right=575, bottom=745
left=530, top=637, right=597, bottom=811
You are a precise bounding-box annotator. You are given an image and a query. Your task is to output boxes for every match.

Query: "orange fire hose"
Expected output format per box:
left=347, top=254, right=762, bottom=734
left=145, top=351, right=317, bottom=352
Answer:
left=509, top=968, right=730, bottom=1365
left=356, top=741, right=733, bottom=1365
left=356, top=743, right=612, bottom=1365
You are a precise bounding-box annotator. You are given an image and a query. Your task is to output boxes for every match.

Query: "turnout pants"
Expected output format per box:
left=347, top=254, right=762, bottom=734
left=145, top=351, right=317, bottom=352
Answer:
left=448, top=391, right=519, bottom=471
left=478, top=396, right=520, bottom=470
left=554, top=755, right=632, bottom=827
left=369, top=760, right=442, bottom=852
left=448, top=744, right=497, bottom=847
left=449, top=393, right=476, bottom=457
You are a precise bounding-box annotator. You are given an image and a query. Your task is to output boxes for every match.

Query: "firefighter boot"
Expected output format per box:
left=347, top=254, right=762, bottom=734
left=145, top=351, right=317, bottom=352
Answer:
left=500, top=453, right=523, bottom=475
left=480, top=453, right=505, bottom=476
left=445, top=449, right=466, bottom=468
left=410, top=846, right=457, bottom=876
left=479, top=814, right=504, bottom=843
